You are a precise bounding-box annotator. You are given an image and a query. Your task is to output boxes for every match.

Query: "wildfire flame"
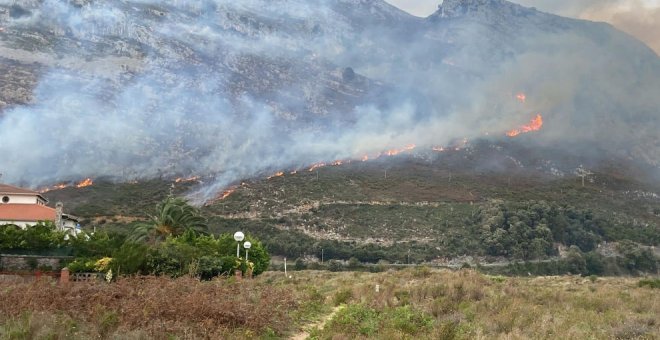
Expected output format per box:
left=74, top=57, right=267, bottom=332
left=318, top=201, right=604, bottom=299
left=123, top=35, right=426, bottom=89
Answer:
left=39, top=183, right=67, bottom=193
left=506, top=114, right=543, bottom=137
left=175, top=176, right=200, bottom=183
left=219, top=187, right=236, bottom=200
left=383, top=144, right=416, bottom=156
left=516, top=93, right=526, bottom=103
left=267, top=172, right=284, bottom=179
left=39, top=177, right=95, bottom=193
left=76, top=178, right=94, bottom=188
left=308, top=162, right=326, bottom=172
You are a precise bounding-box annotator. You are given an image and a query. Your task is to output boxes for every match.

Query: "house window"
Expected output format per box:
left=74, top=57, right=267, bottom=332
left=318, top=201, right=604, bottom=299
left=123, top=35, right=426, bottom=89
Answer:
left=2, top=196, right=9, bottom=203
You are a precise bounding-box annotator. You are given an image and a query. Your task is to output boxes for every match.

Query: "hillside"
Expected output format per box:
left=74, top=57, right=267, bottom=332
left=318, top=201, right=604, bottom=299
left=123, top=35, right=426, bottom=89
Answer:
left=1, top=0, right=659, bottom=270
left=0, top=0, right=659, bottom=195
left=43, top=141, right=660, bottom=269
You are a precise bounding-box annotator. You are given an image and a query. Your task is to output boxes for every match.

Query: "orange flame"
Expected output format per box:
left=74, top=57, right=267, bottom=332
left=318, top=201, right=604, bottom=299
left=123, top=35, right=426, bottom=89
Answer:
left=175, top=176, right=200, bottom=183
left=75, top=178, right=93, bottom=188
left=516, top=93, right=526, bottom=103
left=75, top=178, right=94, bottom=188
left=506, top=114, right=543, bottom=137
left=219, top=188, right=236, bottom=200
left=383, top=144, right=416, bottom=157
left=308, top=162, right=326, bottom=172
left=39, top=183, right=68, bottom=193
left=267, top=172, right=284, bottom=179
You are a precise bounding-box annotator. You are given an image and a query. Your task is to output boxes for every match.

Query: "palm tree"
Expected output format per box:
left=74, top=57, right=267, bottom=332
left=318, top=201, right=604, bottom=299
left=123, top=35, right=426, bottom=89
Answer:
left=130, top=197, right=208, bottom=243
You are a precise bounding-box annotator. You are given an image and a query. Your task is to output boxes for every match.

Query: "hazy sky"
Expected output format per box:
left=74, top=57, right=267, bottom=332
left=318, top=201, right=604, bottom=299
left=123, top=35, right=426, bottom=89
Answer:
left=385, top=0, right=660, bottom=54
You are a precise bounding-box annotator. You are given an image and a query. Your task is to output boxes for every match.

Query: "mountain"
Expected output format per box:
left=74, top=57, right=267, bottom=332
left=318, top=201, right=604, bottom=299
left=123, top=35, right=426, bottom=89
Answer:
left=0, top=0, right=658, bottom=200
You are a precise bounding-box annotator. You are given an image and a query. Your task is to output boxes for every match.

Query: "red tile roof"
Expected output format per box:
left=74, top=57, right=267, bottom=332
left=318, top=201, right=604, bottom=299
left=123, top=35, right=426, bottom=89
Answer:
left=0, top=184, right=40, bottom=195
left=0, top=204, right=56, bottom=222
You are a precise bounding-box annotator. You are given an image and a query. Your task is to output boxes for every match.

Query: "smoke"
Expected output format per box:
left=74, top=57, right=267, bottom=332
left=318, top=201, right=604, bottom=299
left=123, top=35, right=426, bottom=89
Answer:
left=386, top=1, right=660, bottom=54
left=514, top=0, right=660, bottom=55
left=0, top=0, right=658, bottom=201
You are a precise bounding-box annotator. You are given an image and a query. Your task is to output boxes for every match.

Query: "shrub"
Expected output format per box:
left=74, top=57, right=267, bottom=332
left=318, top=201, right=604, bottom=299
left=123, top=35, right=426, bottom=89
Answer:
left=111, top=242, right=148, bottom=275
left=66, top=258, right=96, bottom=273
left=294, top=258, right=306, bottom=271
left=327, top=260, right=343, bottom=272
left=638, top=279, right=660, bottom=289
left=327, top=304, right=380, bottom=336
left=387, top=305, right=433, bottom=335
left=333, top=288, right=353, bottom=306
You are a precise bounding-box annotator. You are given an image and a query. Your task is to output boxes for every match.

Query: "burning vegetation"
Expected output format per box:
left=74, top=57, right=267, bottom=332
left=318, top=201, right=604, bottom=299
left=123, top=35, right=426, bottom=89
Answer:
left=39, top=178, right=94, bottom=193
left=506, top=114, right=544, bottom=137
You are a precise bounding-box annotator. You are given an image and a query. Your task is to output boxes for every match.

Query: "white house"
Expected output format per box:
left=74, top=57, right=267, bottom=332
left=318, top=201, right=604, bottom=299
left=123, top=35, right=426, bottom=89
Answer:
left=0, top=183, right=81, bottom=233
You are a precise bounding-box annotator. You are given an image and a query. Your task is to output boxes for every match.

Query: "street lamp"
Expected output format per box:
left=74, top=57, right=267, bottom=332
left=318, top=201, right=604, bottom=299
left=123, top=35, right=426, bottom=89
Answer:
left=243, top=241, right=252, bottom=262
left=234, top=231, right=244, bottom=258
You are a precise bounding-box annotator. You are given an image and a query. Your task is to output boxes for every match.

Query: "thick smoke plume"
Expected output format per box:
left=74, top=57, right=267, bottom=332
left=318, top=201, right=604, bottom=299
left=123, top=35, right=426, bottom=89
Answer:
left=0, top=0, right=658, bottom=201
left=514, top=0, right=660, bottom=54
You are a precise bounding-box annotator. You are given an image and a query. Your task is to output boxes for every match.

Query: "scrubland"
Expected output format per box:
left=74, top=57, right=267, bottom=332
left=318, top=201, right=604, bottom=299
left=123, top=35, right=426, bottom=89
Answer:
left=1, top=269, right=658, bottom=339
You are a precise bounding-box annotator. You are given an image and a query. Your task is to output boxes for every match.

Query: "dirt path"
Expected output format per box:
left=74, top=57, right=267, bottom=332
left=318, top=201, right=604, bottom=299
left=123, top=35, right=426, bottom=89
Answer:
left=290, top=305, right=344, bottom=340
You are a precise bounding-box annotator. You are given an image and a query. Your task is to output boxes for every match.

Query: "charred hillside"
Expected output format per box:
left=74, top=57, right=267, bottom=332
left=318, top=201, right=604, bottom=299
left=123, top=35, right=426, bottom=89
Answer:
left=0, top=0, right=658, bottom=199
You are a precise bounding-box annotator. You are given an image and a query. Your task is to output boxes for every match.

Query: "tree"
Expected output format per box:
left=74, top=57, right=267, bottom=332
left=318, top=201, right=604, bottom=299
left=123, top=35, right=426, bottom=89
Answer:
left=130, top=197, right=208, bottom=243
left=294, top=258, right=307, bottom=271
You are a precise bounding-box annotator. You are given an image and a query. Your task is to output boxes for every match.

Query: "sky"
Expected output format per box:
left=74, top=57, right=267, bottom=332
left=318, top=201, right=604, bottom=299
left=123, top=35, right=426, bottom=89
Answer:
left=384, top=0, right=660, bottom=54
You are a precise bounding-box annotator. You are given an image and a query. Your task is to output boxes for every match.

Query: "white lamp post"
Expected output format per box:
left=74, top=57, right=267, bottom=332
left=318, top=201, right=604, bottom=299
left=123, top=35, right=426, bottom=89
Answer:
left=243, top=241, right=252, bottom=262
left=234, top=231, right=244, bottom=258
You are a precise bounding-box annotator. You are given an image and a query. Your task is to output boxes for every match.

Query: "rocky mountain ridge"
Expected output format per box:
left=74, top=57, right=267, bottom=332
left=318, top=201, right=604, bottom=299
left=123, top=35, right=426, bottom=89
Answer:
left=0, top=0, right=658, bottom=195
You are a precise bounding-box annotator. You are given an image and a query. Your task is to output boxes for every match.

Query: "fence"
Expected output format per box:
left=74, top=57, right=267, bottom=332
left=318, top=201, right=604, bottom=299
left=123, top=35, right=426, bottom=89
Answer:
left=0, top=270, right=61, bottom=283
left=0, top=269, right=106, bottom=284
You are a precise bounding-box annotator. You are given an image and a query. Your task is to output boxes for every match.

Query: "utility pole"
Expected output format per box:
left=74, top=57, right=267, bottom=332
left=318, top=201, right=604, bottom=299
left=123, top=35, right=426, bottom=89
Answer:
left=321, top=248, right=324, bottom=264
left=575, top=166, right=593, bottom=187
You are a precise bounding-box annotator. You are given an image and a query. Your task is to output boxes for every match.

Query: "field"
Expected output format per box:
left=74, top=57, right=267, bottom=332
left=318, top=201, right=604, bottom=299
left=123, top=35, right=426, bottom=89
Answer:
left=1, top=269, right=658, bottom=339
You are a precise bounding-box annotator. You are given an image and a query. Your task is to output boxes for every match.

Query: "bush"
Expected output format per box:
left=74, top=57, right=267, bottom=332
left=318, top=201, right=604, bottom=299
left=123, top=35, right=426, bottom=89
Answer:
left=111, top=242, right=148, bottom=275
left=0, top=222, right=68, bottom=252
left=638, top=279, right=660, bottom=289
left=66, top=258, right=96, bottom=273
left=294, top=258, right=306, bottom=271
left=328, top=304, right=380, bottom=336
left=333, top=288, right=353, bottom=306
left=387, top=305, right=434, bottom=335
left=327, top=260, right=343, bottom=272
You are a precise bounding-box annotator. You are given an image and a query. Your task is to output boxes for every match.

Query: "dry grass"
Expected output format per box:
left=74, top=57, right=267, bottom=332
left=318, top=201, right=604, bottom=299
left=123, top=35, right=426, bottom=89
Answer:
left=0, top=276, right=298, bottom=339
left=1, top=270, right=659, bottom=339
left=267, top=269, right=660, bottom=339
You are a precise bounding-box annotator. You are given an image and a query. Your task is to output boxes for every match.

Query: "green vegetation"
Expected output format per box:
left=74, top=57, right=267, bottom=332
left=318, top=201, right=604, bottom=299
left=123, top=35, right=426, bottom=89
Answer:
left=0, top=198, right=270, bottom=279
left=34, top=153, right=659, bottom=274
left=0, top=222, right=68, bottom=254
left=129, top=196, right=208, bottom=243
left=638, top=278, right=660, bottom=289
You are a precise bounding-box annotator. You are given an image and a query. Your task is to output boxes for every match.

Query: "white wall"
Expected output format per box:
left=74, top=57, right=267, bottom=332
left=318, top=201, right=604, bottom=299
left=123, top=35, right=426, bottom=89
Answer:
left=0, top=194, right=38, bottom=205
left=1, top=219, right=79, bottom=231
left=0, top=221, right=34, bottom=229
